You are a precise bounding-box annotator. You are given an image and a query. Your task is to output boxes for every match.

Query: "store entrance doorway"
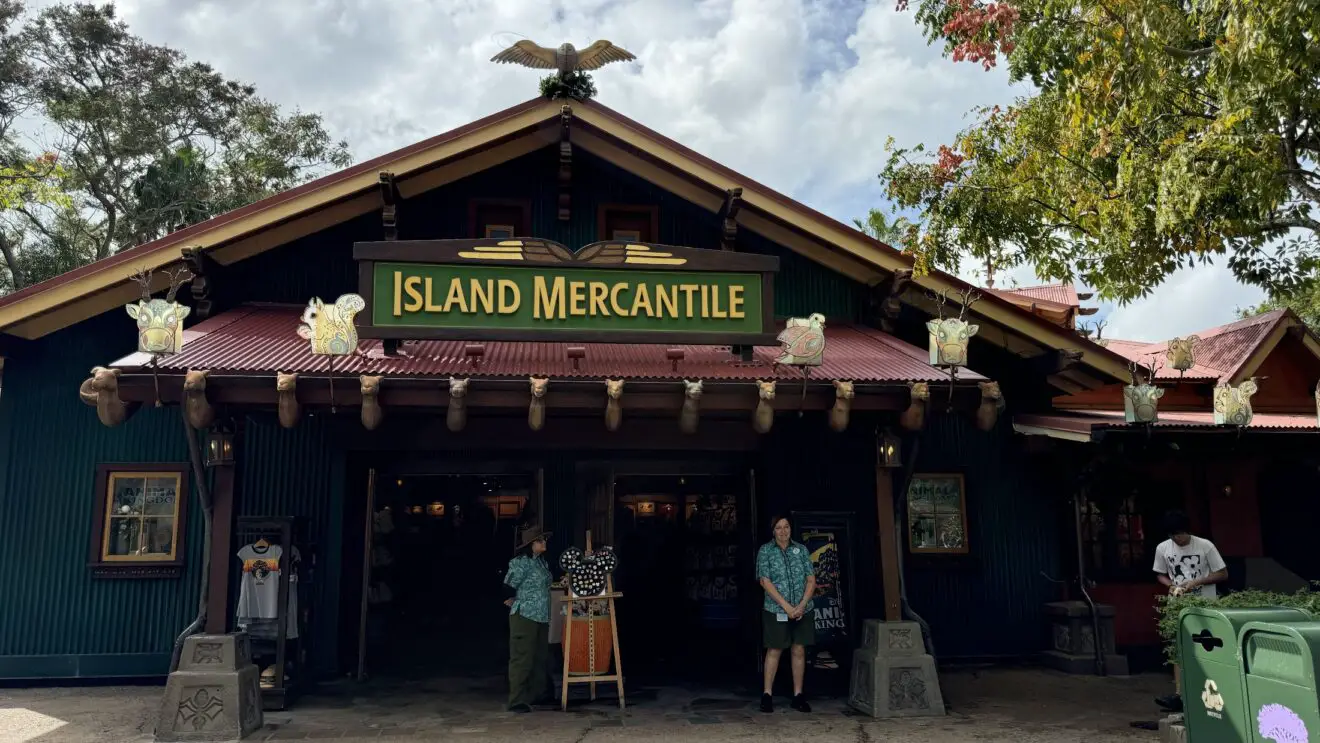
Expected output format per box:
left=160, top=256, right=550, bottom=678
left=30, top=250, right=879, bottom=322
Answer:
left=345, top=464, right=539, bottom=681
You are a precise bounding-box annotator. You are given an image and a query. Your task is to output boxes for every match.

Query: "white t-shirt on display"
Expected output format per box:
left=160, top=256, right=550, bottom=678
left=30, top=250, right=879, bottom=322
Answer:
left=1153, top=535, right=1226, bottom=598
left=236, top=543, right=300, bottom=639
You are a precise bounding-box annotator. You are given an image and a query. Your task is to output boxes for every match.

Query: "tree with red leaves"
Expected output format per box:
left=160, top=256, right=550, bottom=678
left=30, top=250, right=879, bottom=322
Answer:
left=881, top=0, right=1320, bottom=304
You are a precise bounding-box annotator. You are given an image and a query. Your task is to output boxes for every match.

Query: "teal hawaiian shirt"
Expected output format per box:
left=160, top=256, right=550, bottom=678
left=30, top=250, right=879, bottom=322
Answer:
left=504, top=554, right=552, bottom=624
left=755, top=540, right=815, bottom=615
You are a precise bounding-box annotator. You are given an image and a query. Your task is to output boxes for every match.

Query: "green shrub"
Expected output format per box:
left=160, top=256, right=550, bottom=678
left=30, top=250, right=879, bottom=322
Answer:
left=539, top=71, right=597, bottom=101
left=1157, top=588, right=1320, bottom=662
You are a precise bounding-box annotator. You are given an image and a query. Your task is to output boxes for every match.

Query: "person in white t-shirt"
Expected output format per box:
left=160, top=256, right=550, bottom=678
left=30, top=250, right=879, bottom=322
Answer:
left=1152, top=509, right=1227, bottom=713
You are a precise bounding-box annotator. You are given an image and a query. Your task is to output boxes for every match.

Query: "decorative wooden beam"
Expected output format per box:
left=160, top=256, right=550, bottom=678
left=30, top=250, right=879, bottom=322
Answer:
left=719, top=187, right=743, bottom=251
left=872, top=268, right=914, bottom=333
left=1078, top=307, right=1099, bottom=316
left=1029, top=349, right=1085, bottom=377
left=179, top=246, right=217, bottom=320
left=558, top=105, right=573, bottom=222
left=378, top=171, right=399, bottom=240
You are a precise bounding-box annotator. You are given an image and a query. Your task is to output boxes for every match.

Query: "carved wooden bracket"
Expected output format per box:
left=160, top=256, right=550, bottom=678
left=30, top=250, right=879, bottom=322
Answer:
left=719, top=187, right=743, bottom=251
left=378, top=171, right=399, bottom=240
left=871, top=268, right=914, bottom=333
left=179, top=246, right=215, bottom=320
left=558, top=105, right=573, bottom=222
left=1030, top=349, right=1085, bottom=377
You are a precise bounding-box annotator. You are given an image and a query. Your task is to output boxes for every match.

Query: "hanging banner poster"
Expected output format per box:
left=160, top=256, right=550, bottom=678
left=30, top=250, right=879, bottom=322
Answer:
left=792, top=511, right=856, bottom=671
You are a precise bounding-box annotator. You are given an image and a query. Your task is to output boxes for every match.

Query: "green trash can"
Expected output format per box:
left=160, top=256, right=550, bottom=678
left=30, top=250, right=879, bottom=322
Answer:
left=1178, top=606, right=1310, bottom=743
left=1239, top=620, right=1320, bottom=743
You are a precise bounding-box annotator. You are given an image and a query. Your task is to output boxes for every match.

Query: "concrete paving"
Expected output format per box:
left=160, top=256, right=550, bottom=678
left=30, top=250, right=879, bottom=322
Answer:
left=0, top=667, right=1170, bottom=742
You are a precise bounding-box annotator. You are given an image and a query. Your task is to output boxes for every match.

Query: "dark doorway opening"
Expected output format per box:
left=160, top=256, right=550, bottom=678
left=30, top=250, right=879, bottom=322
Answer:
left=341, top=466, right=535, bottom=681
left=612, top=472, right=756, bottom=685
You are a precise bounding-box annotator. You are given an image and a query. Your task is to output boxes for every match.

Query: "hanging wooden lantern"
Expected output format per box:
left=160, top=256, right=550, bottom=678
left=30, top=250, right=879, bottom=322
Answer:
left=776, top=313, right=826, bottom=366
left=529, top=377, right=549, bottom=431
left=360, top=375, right=383, bottom=431
left=680, top=379, right=703, bottom=434
left=830, top=380, right=854, bottom=432
left=1166, top=336, right=1200, bottom=376
left=277, top=372, right=300, bottom=429
left=1213, top=379, right=1258, bottom=427
left=78, top=366, right=136, bottom=427
left=753, top=380, right=776, bottom=434
left=447, top=378, right=470, bottom=432
left=975, top=381, right=1005, bottom=431
left=899, top=382, right=929, bottom=431
left=126, top=268, right=192, bottom=355
left=604, top=379, right=624, bottom=432
left=183, top=369, right=215, bottom=429
left=296, top=294, right=366, bottom=355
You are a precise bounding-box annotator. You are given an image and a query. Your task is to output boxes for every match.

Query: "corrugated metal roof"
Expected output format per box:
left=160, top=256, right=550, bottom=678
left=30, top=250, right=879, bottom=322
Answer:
left=1015, top=410, right=1319, bottom=437
left=1102, top=310, right=1288, bottom=382
left=111, top=305, right=983, bottom=384
left=998, top=283, right=1080, bottom=308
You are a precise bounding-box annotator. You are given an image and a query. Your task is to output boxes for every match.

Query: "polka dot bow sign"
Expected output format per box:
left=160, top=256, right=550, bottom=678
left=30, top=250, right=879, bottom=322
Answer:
left=559, top=545, right=618, bottom=597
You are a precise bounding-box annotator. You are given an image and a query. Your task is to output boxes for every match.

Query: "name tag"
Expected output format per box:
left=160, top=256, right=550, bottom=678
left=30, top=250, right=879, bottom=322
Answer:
left=776, top=613, right=789, bottom=623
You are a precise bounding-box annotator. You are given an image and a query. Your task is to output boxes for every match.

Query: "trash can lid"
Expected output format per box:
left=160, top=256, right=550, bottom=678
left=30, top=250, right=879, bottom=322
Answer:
left=1179, top=606, right=1311, bottom=662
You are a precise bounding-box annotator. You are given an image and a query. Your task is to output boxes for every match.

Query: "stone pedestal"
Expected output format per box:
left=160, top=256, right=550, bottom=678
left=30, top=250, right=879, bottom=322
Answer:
left=1159, top=713, right=1187, bottom=743
left=155, top=633, right=263, bottom=742
left=1040, top=601, right=1129, bottom=676
left=848, top=620, right=946, bottom=718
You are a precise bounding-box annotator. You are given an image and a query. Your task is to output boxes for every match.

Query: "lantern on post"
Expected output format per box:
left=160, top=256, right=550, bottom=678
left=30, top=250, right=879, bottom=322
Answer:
left=878, top=428, right=902, bottom=468
left=204, top=425, right=235, bottom=468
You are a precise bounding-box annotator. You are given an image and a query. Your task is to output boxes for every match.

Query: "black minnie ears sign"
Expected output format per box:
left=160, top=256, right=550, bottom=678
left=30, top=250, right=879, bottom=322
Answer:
left=560, top=545, right=618, bottom=597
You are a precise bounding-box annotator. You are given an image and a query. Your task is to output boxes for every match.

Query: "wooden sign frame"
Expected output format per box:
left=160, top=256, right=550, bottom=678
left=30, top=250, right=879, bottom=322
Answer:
left=353, top=238, right=779, bottom=346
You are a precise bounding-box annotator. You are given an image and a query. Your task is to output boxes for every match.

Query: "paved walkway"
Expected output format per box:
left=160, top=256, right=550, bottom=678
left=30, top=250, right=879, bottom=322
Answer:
left=0, top=667, right=1169, bottom=742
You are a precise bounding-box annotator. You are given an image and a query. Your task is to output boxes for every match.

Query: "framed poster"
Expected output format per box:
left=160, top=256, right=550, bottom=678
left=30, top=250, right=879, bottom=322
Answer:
left=790, top=510, right=857, bottom=673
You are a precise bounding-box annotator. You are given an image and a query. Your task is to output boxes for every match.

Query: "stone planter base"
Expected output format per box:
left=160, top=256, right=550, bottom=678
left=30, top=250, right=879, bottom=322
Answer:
left=848, top=620, right=946, bottom=718
left=154, top=633, right=263, bottom=742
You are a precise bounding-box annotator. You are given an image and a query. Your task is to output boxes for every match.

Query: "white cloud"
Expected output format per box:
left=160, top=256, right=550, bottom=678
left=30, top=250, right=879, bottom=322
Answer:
left=1103, top=264, right=1266, bottom=342
left=28, top=0, right=1266, bottom=335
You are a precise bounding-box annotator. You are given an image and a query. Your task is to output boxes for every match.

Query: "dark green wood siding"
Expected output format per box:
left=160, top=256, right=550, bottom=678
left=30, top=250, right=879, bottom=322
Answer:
left=0, top=312, right=202, bottom=679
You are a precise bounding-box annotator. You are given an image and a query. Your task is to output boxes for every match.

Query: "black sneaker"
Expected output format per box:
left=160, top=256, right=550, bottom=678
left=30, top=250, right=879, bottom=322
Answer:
left=791, top=694, right=811, bottom=713
left=1154, top=693, right=1183, bottom=712
left=509, top=703, right=532, bottom=714
left=760, top=693, right=774, bottom=713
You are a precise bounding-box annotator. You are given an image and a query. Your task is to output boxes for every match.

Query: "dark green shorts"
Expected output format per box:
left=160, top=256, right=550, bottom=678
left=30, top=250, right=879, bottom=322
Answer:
left=762, top=610, right=816, bottom=649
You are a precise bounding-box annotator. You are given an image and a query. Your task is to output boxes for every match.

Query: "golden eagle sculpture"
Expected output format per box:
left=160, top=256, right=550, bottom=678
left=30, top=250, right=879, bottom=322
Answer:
left=491, top=40, right=636, bottom=75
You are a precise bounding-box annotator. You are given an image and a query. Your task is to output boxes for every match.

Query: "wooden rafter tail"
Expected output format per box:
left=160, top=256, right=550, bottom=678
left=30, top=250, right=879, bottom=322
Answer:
left=378, top=172, right=399, bottom=240
left=719, top=186, right=743, bottom=251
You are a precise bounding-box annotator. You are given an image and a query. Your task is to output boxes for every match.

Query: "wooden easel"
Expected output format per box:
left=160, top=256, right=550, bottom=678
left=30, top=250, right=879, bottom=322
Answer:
left=560, top=530, right=625, bottom=710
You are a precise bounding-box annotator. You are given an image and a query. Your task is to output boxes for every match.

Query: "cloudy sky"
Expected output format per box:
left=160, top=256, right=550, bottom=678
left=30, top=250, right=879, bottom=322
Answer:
left=66, top=0, right=1265, bottom=341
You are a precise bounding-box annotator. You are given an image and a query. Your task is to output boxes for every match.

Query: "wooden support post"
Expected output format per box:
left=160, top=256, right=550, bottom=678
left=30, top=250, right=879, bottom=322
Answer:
left=204, top=418, right=242, bottom=634
left=875, top=436, right=902, bottom=622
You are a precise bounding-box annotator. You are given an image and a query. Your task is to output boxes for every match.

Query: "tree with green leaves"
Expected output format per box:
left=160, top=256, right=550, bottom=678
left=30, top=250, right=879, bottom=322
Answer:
left=1238, top=286, right=1320, bottom=332
left=2, top=2, right=352, bottom=290
left=881, top=0, right=1320, bottom=304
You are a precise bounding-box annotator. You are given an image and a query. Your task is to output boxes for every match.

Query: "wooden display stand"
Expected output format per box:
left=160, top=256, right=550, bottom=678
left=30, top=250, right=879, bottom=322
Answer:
left=560, top=531, right=625, bottom=710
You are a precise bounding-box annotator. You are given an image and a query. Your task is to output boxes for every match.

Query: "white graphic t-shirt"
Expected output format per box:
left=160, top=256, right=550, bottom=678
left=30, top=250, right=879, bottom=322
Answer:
left=1153, top=535, right=1226, bottom=598
left=236, top=543, right=299, bottom=639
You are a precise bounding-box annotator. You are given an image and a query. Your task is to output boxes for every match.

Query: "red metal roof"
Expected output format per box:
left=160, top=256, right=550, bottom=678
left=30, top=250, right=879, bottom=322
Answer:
left=1102, top=310, right=1288, bottom=382
left=110, top=305, right=981, bottom=384
left=1015, top=410, right=1318, bottom=437
left=997, top=283, right=1080, bottom=308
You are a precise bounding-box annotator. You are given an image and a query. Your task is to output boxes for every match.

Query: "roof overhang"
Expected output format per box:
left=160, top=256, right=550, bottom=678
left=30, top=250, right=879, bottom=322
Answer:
left=0, top=97, right=1134, bottom=386
left=1013, top=411, right=1320, bottom=443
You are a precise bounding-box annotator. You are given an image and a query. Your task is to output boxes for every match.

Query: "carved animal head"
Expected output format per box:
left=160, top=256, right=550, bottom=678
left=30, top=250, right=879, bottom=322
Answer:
left=834, top=380, right=855, bottom=400
left=979, top=380, right=1002, bottom=401
left=910, top=382, right=930, bottom=402
left=605, top=379, right=624, bottom=399
left=927, top=318, right=979, bottom=367
left=450, top=377, right=470, bottom=399
left=88, top=366, right=122, bottom=391
left=1166, top=336, right=1200, bottom=372
left=296, top=294, right=366, bottom=355
left=530, top=377, right=549, bottom=398
left=684, top=379, right=703, bottom=400
left=276, top=372, right=298, bottom=393
left=756, top=380, right=776, bottom=400
left=361, top=375, right=382, bottom=396
left=183, top=369, right=209, bottom=391
left=1123, top=383, right=1165, bottom=424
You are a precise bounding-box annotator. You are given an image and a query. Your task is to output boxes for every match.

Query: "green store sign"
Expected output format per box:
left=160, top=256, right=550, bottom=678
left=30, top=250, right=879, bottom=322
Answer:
left=354, top=239, right=779, bottom=345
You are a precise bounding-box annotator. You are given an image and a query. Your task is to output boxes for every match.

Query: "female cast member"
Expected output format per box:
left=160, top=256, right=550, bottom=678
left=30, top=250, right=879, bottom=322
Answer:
left=503, top=523, right=552, bottom=713
left=755, top=514, right=816, bottom=713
